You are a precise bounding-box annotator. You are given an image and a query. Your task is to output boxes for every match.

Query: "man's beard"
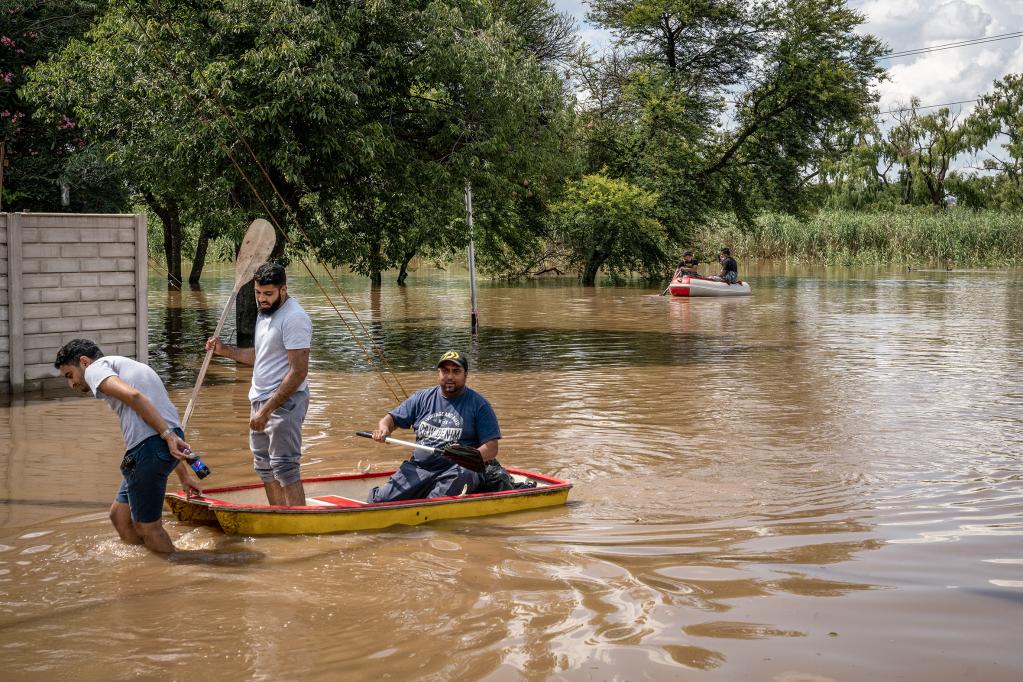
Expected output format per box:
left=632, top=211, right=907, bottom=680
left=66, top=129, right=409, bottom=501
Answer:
left=262, top=295, right=285, bottom=315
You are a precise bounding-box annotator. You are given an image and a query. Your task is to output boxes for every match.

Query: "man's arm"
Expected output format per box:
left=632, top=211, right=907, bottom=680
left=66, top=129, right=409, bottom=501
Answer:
left=372, top=414, right=397, bottom=442
left=478, top=439, right=499, bottom=462
left=249, top=348, right=309, bottom=432
left=96, top=376, right=190, bottom=459
left=205, top=338, right=256, bottom=365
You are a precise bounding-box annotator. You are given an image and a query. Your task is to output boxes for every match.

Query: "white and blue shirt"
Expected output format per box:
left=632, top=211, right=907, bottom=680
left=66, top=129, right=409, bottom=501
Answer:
left=390, top=386, right=501, bottom=461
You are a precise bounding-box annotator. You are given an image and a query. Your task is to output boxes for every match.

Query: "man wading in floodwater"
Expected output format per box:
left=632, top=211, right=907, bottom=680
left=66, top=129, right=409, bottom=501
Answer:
left=55, top=339, right=203, bottom=554
left=206, top=263, right=312, bottom=506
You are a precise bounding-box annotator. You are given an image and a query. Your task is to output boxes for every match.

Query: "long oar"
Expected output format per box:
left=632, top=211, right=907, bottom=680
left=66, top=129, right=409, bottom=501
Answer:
left=355, top=431, right=486, bottom=473
left=660, top=271, right=678, bottom=296
left=181, top=218, right=277, bottom=429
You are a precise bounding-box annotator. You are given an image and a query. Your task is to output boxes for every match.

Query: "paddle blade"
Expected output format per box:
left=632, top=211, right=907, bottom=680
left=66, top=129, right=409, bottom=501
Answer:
left=233, top=218, right=277, bottom=289
left=182, top=217, right=276, bottom=429
left=441, top=442, right=486, bottom=473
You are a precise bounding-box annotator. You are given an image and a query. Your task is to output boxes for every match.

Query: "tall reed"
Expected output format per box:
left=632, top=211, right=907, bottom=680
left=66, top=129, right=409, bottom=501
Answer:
left=691, top=209, right=1023, bottom=266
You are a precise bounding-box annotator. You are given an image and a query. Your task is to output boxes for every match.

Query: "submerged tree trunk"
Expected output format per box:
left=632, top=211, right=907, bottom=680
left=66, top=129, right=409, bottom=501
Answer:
left=236, top=279, right=257, bottom=347
left=188, top=223, right=212, bottom=284
left=396, top=248, right=416, bottom=286
left=581, top=252, right=606, bottom=286
left=369, top=233, right=383, bottom=286
left=144, top=191, right=183, bottom=289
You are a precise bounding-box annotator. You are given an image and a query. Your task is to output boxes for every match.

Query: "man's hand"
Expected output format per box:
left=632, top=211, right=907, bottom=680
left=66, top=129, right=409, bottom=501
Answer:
left=250, top=407, right=271, bottom=432
left=205, top=337, right=224, bottom=356
left=372, top=416, right=394, bottom=442
left=175, top=462, right=205, bottom=494
left=164, top=432, right=191, bottom=460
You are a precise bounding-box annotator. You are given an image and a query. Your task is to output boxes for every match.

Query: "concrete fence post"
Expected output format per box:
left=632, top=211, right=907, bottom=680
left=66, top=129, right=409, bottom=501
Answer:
left=134, top=213, right=148, bottom=364
left=9, top=212, right=23, bottom=395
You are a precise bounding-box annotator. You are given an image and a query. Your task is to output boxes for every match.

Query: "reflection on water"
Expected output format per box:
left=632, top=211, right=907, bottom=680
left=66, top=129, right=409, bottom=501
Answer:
left=1, top=263, right=1022, bottom=680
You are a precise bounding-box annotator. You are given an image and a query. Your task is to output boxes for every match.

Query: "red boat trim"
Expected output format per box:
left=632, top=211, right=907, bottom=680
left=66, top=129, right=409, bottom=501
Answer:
left=168, top=468, right=572, bottom=514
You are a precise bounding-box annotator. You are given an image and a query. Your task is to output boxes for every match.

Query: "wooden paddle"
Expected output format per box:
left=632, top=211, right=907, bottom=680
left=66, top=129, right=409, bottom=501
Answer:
left=661, top=271, right=678, bottom=295
left=181, top=218, right=277, bottom=429
left=355, top=431, right=486, bottom=473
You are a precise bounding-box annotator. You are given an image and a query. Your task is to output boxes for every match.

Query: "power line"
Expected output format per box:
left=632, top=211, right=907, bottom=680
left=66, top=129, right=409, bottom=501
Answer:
left=886, top=31, right=1023, bottom=59
left=874, top=32, right=1022, bottom=117
left=878, top=98, right=980, bottom=118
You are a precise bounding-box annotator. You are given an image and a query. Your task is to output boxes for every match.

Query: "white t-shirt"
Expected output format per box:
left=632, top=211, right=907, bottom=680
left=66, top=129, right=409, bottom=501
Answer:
left=84, top=356, right=182, bottom=450
left=250, top=296, right=313, bottom=402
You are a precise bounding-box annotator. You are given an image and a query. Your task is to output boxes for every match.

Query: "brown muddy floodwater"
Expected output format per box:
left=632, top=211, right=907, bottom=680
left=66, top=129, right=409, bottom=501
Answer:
left=2, top=263, right=1023, bottom=681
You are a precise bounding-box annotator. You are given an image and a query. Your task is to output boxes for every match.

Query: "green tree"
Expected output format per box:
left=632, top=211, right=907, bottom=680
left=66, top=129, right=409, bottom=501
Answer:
left=970, top=73, right=1023, bottom=208
left=27, top=0, right=577, bottom=286
left=25, top=2, right=244, bottom=286
left=1, top=0, right=126, bottom=212
left=553, top=173, right=664, bottom=285
left=887, top=101, right=973, bottom=206
left=579, top=0, right=885, bottom=248
left=818, top=111, right=897, bottom=209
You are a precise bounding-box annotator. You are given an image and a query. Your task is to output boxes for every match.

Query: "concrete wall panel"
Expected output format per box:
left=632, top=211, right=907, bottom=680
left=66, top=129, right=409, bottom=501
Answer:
left=0, top=213, right=148, bottom=394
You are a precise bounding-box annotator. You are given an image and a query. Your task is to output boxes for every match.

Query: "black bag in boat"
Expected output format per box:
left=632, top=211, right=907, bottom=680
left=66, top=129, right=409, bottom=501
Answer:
left=479, top=460, right=537, bottom=493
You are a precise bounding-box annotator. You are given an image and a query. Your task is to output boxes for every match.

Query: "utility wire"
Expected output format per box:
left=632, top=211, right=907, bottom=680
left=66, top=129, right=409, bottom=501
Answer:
left=875, top=32, right=1023, bottom=115
left=886, top=31, right=1023, bottom=59
left=878, top=98, right=981, bottom=117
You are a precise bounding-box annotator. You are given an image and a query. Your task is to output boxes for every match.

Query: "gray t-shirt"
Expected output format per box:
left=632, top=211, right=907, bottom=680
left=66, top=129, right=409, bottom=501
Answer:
left=84, top=356, right=182, bottom=450
left=250, top=296, right=313, bottom=402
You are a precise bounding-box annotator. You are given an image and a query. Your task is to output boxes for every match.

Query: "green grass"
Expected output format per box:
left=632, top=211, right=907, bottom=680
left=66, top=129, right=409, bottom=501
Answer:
left=691, top=208, right=1023, bottom=266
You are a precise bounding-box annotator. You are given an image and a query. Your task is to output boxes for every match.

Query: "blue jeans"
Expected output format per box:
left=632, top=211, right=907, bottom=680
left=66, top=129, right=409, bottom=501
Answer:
left=115, top=429, right=182, bottom=523
left=368, top=453, right=482, bottom=503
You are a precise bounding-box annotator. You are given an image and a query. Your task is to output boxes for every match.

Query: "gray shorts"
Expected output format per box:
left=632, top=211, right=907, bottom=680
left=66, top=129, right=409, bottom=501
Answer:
left=250, top=391, right=309, bottom=486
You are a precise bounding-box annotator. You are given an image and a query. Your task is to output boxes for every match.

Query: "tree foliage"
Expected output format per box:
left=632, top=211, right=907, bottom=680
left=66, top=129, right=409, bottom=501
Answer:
left=969, top=73, right=1023, bottom=209
left=1, top=0, right=126, bottom=212
left=569, top=0, right=884, bottom=281
left=553, top=173, right=664, bottom=284
left=24, top=0, right=578, bottom=287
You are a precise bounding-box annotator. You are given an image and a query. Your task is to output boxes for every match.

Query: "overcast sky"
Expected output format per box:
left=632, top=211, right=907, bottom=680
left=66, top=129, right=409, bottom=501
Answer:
left=557, top=0, right=1023, bottom=115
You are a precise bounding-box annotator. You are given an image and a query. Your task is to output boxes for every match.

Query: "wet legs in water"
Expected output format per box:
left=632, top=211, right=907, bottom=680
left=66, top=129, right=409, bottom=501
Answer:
left=263, top=480, right=306, bottom=506
left=109, top=500, right=175, bottom=553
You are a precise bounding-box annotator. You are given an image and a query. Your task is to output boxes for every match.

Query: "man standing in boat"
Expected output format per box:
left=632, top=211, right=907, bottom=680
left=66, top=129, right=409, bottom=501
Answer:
left=716, top=247, right=739, bottom=284
left=54, top=338, right=204, bottom=553
left=368, top=350, right=501, bottom=502
left=206, top=263, right=312, bottom=506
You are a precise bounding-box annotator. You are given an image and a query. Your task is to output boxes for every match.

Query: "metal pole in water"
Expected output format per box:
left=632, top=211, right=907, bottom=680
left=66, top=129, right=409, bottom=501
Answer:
left=465, top=182, right=479, bottom=334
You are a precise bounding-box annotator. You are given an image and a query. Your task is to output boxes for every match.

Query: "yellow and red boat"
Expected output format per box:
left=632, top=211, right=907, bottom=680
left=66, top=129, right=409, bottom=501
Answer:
left=165, top=468, right=572, bottom=535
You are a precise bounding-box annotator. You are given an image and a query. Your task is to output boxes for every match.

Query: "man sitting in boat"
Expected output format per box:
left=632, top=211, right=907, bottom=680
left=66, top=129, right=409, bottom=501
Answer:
left=673, top=250, right=699, bottom=278
left=54, top=339, right=204, bottom=554
left=367, top=350, right=501, bottom=502
left=714, top=247, right=739, bottom=284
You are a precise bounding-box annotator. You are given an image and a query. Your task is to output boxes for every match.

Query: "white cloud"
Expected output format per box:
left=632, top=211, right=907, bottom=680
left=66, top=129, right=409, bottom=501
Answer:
left=920, top=1, right=991, bottom=41
left=849, top=0, right=1022, bottom=102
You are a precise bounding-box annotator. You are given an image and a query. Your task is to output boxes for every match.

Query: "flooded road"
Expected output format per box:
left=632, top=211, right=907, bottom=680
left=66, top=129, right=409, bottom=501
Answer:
left=2, top=263, right=1022, bottom=680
